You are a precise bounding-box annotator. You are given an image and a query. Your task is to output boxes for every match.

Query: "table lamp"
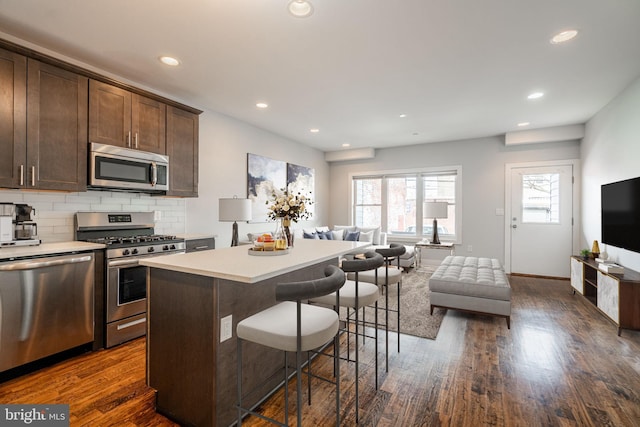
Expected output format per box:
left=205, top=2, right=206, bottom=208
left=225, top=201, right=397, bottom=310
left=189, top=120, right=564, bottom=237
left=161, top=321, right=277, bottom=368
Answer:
left=219, top=197, right=252, bottom=246
left=424, top=201, right=448, bottom=244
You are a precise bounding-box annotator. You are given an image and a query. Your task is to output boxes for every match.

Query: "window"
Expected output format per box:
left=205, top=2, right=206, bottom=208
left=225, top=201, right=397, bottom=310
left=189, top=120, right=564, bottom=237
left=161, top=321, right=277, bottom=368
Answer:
left=521, top=173, right=560, bottom=223
left=353, top=177, right=382, bottom=228
left=352, top=167, right=461, bottom=242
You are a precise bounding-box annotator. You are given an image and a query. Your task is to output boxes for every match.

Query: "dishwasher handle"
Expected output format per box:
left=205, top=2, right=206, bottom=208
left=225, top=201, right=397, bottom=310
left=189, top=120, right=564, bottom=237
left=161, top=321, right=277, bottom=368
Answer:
left=0, top=255, right=93, bottom=271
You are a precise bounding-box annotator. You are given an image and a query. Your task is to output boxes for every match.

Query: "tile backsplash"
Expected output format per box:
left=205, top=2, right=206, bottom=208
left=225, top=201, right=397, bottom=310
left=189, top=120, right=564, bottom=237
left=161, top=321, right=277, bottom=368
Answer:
left=0, top=189, right=186, bottom=243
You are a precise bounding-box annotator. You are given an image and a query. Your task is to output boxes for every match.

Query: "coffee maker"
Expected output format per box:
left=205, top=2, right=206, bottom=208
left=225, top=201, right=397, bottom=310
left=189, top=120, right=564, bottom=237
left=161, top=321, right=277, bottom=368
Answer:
left=14, top=204, right=40, bottom=244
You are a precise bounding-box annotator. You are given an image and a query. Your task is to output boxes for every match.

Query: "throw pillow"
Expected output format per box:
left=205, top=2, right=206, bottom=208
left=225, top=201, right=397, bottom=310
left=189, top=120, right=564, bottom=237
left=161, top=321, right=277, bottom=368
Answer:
left=315, top=226, right=330, bottom=233
left=358, top=230, right=374, bottom=243
left=320, top=230, right=333, bottom=240
left=303, top=231, right=318, bottom=239
left=344, top=230, right=360, bottom=242
left=331, top=230, right=344, bottom=241
left=356, top=226, right=381, bottom=245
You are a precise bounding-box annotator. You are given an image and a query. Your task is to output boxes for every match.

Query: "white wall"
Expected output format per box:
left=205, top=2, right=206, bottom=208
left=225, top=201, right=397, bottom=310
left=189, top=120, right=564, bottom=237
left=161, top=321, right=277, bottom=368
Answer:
left=582, top=75, right=640, bottom=272
left=185, top=110, right=329, bottom=247
left=329, top=136, right=580, bottom=262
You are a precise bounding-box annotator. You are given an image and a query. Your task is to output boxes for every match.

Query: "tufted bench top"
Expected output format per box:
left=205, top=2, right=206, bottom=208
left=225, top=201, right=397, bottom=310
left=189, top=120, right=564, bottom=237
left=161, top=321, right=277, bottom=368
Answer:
left=429, top=256, right=511, bottom=301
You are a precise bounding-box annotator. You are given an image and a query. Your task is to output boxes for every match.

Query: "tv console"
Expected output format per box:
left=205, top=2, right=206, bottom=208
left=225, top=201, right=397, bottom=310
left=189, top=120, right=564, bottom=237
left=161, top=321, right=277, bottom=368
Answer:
left=570, top=256, right=640, bottom=336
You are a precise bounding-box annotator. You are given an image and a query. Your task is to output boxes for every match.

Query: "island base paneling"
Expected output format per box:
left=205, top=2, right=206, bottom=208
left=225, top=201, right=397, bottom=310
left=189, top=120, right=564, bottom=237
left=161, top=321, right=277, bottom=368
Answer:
left=147, top=259, right=336, bottom=427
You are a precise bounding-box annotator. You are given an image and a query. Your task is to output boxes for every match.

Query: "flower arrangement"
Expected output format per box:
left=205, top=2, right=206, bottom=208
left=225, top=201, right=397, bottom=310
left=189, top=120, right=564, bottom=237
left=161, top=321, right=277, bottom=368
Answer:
left=266, top=188, right=313, bottom=222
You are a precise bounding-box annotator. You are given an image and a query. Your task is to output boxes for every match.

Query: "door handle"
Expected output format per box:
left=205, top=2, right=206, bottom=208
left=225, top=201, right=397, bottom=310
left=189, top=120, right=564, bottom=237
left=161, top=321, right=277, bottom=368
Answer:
left=512, top=225, right=517, bottom=229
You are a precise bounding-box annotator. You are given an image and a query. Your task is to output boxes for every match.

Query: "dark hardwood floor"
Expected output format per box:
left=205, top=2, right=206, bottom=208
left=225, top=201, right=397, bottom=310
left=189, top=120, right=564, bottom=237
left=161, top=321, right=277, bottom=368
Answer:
left=1, top=275, right=639, bottom=426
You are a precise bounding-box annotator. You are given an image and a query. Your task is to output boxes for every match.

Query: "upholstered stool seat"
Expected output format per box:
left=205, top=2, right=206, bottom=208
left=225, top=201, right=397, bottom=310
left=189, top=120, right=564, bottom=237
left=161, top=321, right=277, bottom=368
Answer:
left=237, top=302, right=339, bottom=352
left=311, top=279, right=379, bottom=308
left=350, top=266, right=402, bottom=286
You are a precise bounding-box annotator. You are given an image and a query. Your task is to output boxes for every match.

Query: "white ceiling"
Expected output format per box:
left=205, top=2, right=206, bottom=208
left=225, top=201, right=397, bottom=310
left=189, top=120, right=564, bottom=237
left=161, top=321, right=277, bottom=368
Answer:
left=1, top=0, right=640, bottom=152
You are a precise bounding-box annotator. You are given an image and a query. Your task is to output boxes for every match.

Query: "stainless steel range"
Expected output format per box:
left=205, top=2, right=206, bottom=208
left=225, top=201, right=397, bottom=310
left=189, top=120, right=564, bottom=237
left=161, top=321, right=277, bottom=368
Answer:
left=75, top=212, right=185, bottom=348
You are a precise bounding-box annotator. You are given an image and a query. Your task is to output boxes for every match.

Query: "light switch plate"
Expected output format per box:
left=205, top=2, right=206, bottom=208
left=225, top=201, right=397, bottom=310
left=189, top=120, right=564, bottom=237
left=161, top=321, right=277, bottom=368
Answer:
left=220, top=315, right=233, bottom=342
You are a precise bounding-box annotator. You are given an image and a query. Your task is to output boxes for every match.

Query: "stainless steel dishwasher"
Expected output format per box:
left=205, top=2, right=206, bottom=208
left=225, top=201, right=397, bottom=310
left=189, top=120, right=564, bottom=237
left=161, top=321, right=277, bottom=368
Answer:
left=0, top=252, right=95, bottom=372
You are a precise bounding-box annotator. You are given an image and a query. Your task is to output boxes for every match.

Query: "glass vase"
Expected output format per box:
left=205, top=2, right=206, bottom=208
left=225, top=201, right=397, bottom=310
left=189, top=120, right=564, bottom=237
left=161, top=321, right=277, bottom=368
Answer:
left=274, top=218, right=288, bottom=250
left=282, top=217, right=293, bottom=247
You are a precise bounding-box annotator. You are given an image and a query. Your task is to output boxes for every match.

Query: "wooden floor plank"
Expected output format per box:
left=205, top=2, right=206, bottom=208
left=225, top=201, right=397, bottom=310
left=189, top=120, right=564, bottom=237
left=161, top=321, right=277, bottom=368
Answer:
left=1, top=275, right=639, bottom=426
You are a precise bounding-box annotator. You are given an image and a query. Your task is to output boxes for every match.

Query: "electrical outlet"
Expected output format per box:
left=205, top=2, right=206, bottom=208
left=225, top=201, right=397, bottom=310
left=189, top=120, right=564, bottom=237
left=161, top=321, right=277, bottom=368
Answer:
left=467, top=245, right=473, bottom=252
left=154, top=210, right=162, bottom=221
left=220, top=315, right=233, bottom=342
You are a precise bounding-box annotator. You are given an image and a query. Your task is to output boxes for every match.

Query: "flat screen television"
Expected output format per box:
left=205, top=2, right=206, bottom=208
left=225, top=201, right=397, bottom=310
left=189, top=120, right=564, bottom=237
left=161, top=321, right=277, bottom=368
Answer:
left=601, top=177, right=640, bottom=254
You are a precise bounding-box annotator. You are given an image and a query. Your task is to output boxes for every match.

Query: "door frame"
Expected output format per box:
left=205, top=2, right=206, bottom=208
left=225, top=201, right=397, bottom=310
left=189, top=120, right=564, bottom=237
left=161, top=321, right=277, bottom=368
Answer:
left=504, top=159, right=581, bottom=275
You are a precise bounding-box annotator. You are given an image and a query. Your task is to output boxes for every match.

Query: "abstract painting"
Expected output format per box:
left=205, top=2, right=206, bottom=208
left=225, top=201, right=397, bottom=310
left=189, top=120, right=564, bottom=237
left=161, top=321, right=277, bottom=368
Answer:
left=287, top=163, right=315, bottom=217
left=247, top=153, right=286, bottom=223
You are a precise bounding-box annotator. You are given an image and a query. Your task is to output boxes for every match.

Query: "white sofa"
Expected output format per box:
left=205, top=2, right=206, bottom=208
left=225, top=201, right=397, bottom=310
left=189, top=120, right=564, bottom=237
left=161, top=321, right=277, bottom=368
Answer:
left=302, top=225, right=416, bottom=270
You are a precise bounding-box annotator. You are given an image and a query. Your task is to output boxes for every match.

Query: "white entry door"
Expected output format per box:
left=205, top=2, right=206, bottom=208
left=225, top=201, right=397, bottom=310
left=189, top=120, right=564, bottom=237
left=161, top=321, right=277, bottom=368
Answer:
left=509, top=164, right=574, bottom=277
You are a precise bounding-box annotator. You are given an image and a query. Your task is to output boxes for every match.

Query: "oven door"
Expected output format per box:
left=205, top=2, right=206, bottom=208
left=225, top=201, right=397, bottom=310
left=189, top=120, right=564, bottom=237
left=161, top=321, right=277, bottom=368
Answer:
left=106, top=258, right=148, bottom=323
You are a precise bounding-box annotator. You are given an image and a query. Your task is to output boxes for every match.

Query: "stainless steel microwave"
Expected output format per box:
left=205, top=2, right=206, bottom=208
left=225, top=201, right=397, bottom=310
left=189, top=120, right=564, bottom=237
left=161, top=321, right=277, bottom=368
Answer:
left=89, top=142, right=169, bottom=193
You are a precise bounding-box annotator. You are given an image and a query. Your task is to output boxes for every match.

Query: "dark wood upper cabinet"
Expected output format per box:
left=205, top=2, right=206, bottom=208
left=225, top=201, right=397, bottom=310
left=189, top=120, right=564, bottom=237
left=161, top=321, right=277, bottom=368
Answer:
left=0, top=49, right=87, bottom=191
left=27, top=59, right=88, bottom=191
left=0, top=47, right=27, bottom=188
left=166, top=106, right=199, bottom=197
left=89, top=80, right=166, bottom=154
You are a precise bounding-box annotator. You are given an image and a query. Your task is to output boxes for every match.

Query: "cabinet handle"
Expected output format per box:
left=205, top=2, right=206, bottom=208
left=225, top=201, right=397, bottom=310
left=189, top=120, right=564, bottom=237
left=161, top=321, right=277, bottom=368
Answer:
left=19, top=165, right=24, bottom=186
left=31, top=166, right=36, bottom=187
left=127, top=131, right=131, bottom=147
left=134, top=132, right=139, bottom=149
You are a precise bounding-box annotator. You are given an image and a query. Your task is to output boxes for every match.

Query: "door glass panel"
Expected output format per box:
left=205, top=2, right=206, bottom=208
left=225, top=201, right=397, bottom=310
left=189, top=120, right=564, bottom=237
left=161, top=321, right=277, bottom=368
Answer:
left=521, top=173, right=560, bottom=223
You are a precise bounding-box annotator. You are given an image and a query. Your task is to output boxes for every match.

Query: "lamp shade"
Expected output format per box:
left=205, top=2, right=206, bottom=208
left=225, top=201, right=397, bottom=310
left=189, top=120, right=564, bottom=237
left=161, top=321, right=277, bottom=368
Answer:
left=219, top=198, right=252, bottom=222
left=424, top=201, right=448, bottom=219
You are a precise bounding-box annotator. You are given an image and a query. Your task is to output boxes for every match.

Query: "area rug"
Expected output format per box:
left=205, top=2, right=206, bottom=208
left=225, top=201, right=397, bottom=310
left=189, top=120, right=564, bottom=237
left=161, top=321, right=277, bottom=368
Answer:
left=351, top=265, right=445, bottom=340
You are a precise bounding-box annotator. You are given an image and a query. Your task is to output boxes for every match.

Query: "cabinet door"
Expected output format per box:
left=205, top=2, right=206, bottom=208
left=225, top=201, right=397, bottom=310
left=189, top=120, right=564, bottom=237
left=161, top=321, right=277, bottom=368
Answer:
left=597, top=271, right=619, bottom=324
left=166, top=106, right=199, bottom=197
left=132, top=94, right=166, bottom=154
left=89, top=80, right=131, bottom=148
left=570, top=257, right=584, bottom=294
left=26, top=60, right=88, bottom=191
left=0, top=48, right=27, bottom=188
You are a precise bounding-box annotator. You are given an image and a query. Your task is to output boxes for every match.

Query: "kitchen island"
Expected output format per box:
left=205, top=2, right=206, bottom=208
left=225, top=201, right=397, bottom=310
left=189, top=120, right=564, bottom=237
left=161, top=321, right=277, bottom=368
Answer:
left=140, top=239, right=368, bottom=427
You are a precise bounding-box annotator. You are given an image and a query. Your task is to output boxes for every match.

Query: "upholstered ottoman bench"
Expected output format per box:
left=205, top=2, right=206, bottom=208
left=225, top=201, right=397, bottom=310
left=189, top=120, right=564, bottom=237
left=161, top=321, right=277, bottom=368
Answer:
left=429, top=256, right=511, bottom=328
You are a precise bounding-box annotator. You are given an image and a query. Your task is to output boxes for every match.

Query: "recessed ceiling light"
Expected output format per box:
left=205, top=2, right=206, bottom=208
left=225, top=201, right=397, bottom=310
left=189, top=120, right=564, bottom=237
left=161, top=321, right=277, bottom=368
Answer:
left=551, top=30, right=578, bottom=44
left=399, top=114, right=407, bottom=118
left=527, top=92, right=544, bottom=100
left=288, top=0, right=313, bottom=18
left=256, top=102, right=268, bottom=109
left=159, top=56, right=180, bottom=66
left=310, top=128, right=319, bottom=133
left=342, top=143, right=351, bottom=148
left=517, top=122, right=530, bottom=127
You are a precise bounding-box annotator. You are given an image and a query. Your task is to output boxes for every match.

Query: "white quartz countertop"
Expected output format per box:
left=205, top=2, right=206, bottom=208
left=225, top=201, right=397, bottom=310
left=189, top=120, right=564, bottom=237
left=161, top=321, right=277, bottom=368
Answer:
left=0, top=241, right=105, bottom=260
left=140, top=239, right=370, bottom=283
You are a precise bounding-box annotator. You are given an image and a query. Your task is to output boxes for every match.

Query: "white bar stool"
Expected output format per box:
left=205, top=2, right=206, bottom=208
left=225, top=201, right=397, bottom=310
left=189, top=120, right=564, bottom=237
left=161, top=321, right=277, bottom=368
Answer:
left=236, top=264, right=345, bottom=426
left=353, top=243, right=406, bottom=371
left=309, top=251, right=384, bottom=423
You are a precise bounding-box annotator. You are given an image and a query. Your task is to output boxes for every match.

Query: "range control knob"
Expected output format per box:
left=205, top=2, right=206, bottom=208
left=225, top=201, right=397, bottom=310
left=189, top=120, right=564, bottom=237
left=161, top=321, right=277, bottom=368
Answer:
left=132, top=248, right=139, bottom=255
left=162, top=245, right=169, bottom=251
left=170, top=244, right=176, bottom=250
left=122, top=249, right=130, bottom=256
left=148, top=246, right=155, bottom=253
